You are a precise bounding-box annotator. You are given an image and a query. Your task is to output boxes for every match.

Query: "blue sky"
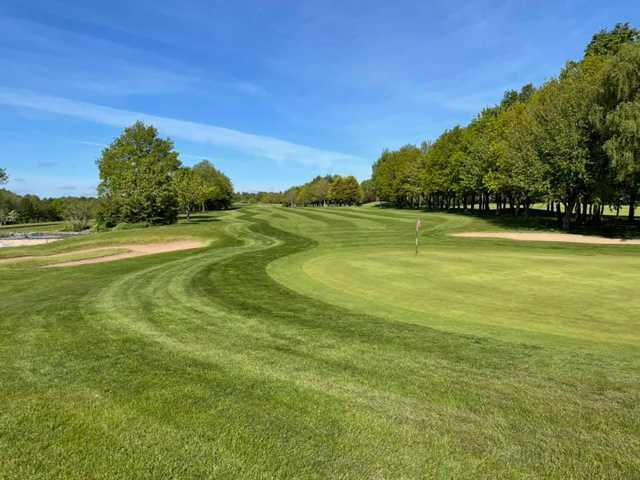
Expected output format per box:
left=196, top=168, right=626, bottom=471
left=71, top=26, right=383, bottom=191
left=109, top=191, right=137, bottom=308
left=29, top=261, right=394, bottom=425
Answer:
left=0, top=1, right=638, bottom=197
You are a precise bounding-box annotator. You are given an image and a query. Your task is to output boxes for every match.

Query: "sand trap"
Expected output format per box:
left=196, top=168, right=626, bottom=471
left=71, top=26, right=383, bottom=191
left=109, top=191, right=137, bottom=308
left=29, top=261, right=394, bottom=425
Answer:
left=0, top=240, right=206, bottom=267
left=453, top=232, right=640, bottom=245
left=0, top=238, right=62, bottom=248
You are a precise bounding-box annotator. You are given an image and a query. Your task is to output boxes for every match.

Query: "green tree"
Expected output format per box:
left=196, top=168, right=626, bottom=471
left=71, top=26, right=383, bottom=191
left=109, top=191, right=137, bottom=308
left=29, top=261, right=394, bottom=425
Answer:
left=598, top=43, right=640, bottom=220
left=529, top=60, right=604, bottom=229
left=192, top=160, right=234, bottom=210
left=328, top=177, right=344, bottom=205
left=0, top=168, right=7, bottom=185
left=340, top=176, right=362, bottom=205
left=6, top=209, right=18, bottom=224
left=284, top=187, right=298, bottom=207
left=63, top=199, right=93, bottom=231
left=174, top=168, right=208, bottom=220
left=585, top=23, right=639, bottom=57
left=372, top=146, right=423, bottom=207
left=488, top=103, right=545, bottom=216
left=360, top=179, right=376, bottom=203
left=309, top=177, right=331, bottom=206
left=96, top=121, right=181, bottom=226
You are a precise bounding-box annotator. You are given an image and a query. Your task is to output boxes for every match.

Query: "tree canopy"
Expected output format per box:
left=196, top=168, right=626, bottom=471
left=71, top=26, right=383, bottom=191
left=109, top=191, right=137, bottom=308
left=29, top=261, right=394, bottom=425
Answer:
left=585, top=23, right=639, bottom=57
left=369, top=24, right=640, bottom=229
left=282, top=175, right=362, bottom=207
left=192, top=160, right=234, bottom=210
left=96, top=121, right=181, bottom=226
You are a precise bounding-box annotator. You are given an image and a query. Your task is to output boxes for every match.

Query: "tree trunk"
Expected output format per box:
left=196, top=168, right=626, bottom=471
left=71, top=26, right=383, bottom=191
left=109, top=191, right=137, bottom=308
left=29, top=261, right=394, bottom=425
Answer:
left=562, top=199, right=575, bottom=230
left=629, top=188, right=637, bottom=222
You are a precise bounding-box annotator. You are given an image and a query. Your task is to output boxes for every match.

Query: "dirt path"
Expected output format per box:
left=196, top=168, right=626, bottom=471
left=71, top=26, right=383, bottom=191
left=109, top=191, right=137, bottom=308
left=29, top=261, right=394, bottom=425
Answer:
left=0, top=240, right=206, bottom=267
left=453, top=232, right=640, bottom=245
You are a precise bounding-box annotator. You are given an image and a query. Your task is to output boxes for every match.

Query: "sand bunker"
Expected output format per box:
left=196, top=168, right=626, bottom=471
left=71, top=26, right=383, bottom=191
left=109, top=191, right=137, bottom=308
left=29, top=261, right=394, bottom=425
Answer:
left=0, top=238, right=62, bottom=248
left=0, top=240, right=206, bottom=267
left=453, top=232, right=640, bottom=245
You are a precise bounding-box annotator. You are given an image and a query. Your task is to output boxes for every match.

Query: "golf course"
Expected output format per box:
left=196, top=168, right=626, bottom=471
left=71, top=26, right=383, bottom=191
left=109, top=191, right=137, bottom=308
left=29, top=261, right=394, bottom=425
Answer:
left=1, top=204, right=639, bottom=479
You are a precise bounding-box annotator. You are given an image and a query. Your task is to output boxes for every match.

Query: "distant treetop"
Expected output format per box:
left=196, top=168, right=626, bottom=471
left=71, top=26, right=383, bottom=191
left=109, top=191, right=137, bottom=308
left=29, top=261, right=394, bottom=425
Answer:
left=585, top=22, right=640, bottom=57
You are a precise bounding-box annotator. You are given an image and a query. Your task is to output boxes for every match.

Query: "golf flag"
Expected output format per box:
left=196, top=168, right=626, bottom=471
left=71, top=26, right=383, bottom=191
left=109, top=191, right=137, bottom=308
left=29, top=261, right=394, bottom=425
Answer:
left=415, top=218, right=422, bottom=255
left=416, top=218, right=422, bottom=231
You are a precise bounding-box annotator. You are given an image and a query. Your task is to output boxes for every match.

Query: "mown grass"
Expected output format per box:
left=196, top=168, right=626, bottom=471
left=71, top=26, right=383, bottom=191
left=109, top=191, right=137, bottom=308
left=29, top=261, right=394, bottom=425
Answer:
left=1, top=205, right=639, bottom=479
left=0, top=221, right=66, bottom=233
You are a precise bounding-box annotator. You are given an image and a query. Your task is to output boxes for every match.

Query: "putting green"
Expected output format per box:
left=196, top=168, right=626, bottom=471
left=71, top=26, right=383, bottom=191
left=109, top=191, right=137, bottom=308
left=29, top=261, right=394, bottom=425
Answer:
left=269, top=241, right=640, bottom=352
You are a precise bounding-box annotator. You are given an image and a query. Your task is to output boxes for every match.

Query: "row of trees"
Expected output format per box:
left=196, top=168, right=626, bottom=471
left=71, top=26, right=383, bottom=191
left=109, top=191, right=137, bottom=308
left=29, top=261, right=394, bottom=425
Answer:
left=236, top=175, right=369, bottom=207
left=371, top=23, right=640, bottom=229
left=0, top=187, right=98, bottom=229
left=234, top=191, right=287, bottom=204
left=1, top=122, right=233, bottom=229
left=283, top=175, right=362, bottom=207
left=96, top=121, right=233, bottom=226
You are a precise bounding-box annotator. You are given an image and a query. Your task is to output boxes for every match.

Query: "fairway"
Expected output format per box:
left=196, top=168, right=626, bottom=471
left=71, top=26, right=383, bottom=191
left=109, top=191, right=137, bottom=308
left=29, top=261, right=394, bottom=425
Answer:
left=2, top=205, right=639, bottom=479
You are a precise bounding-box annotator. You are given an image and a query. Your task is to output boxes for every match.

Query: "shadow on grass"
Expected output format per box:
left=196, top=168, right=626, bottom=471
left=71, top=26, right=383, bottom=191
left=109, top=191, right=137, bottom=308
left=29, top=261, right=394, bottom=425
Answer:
left=180, top=215, right=222, bottom=224
left=458, top=209, right=640, bottom=239
left=374, top=203, right=640, bottom=239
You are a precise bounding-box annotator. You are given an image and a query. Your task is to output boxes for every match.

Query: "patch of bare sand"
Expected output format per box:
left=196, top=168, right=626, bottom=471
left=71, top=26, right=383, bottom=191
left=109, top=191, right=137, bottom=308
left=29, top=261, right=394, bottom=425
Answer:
left=452, top=232, right=640, bottom=245
left=0, top=238, right=62, bottom=248
left=0, top=240, right=206, bottom=267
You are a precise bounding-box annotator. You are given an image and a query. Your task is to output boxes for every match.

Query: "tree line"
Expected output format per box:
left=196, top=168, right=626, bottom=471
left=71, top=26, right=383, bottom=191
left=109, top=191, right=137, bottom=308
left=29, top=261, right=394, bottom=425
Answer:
left=370, top=23, right=640, bottom=229
left=1, top=121, right=234, bottom=229
left=237, top=175, right=370, bottom=207
left=234, top=191, right=287, bottom=204
left=283, top=175, right=362, bottom=207
left=0, top=188, right=97, bottom=229
left=96, top=121, right=233, bottom=227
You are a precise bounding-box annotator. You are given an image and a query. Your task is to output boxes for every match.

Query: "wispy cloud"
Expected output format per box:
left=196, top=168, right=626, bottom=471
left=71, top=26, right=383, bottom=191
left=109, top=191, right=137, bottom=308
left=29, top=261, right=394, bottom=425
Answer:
left=37, top=161, right=58, bottom=168
left=6, top=174, right=97, bottom=196
left=0, top=88, right=363, bottom=169
left=75, top=140, right=107, bottom=148
left=181, top=153, right=214, bottom=161
left=229, top=81, right=266, bottom=97
left=74, top=140, right=210, bottom=163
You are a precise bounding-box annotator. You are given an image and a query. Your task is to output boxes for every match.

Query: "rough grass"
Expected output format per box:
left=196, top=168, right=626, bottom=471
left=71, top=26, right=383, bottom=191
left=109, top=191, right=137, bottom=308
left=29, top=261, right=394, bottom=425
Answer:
left=1, top=205, right=639, bottom=479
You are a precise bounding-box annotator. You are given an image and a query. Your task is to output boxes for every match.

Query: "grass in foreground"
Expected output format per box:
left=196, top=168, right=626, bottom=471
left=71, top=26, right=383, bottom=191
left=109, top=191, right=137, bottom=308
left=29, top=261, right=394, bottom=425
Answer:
left=1, top=206, right=639, bottom=479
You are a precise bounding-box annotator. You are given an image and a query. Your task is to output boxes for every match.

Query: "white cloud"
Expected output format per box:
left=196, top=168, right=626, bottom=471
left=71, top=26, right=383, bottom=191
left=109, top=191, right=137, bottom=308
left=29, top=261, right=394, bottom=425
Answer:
left=0, top=88, right=364, bottom=169
left=75, top=140, right=107, bottom=148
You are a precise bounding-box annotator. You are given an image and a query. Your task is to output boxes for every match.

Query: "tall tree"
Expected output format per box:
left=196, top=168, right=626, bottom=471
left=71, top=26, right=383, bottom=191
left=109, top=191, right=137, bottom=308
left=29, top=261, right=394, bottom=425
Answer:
left=0, top=168, right=7, bottom=184
left=529, top=60, right=603, bottom=229
left=360, top=179, right=376, bottom=203
left=96, top=121, right=181, bottom=226
left=174, top=168, right=208, bottom=220
left=63, top=199, right=93, bottom=231
left=487, top=102, right=545, bottom=216
left=585, top=23, right=640, bottom=57
left=341, top=176, right=362, bottom=205
left=192, top=160, right=234, bottom=210
left=599, top=43, right=640, bottom=220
